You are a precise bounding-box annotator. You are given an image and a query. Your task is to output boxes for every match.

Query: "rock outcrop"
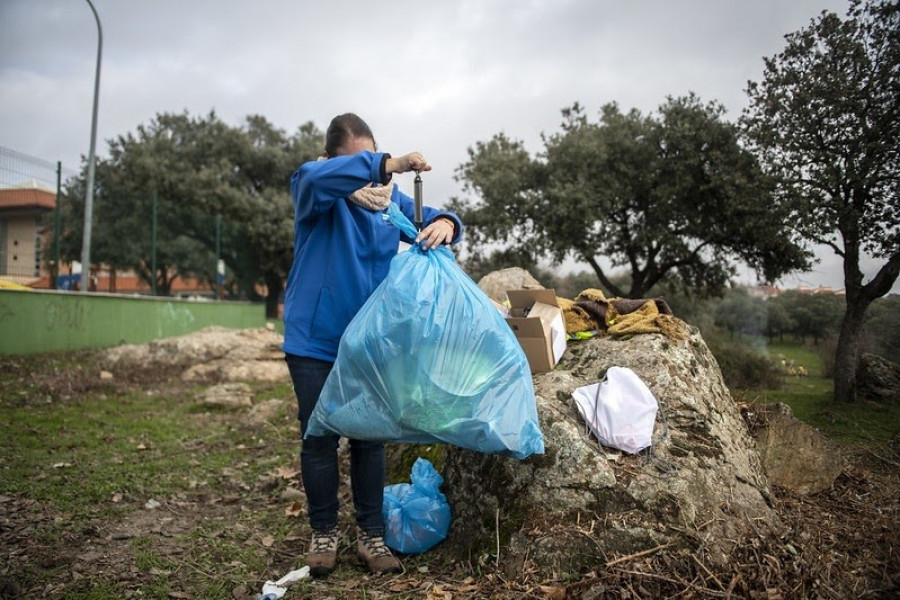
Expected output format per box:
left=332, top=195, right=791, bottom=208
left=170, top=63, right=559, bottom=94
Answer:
left=101, top=325, right=289, bottom=383
left=857, top=353, right=900, bottom=402
left=439, top=323, right=782, bottom=575
left=751, top=403, right=844, bottom=495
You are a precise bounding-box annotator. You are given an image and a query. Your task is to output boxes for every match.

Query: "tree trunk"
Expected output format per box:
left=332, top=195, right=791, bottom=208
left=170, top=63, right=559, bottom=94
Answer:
left=833, top=304, right=866, bottom=403
left=264, top=272, right=283, bottom=320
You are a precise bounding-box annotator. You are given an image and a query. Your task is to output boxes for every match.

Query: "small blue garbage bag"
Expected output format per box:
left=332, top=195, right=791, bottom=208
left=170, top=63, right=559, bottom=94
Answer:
left=306, top=202, right=544, bottom=459
left=383, top=458, right=451, bottom=554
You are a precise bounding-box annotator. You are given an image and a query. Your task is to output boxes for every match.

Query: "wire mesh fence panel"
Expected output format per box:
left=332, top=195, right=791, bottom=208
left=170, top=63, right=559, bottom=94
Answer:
left=0, top=146, right=78, bottom=283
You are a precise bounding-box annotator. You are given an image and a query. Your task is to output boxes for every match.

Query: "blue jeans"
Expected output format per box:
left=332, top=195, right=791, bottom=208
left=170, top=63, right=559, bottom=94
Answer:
left=285, top=354, right=386, bottom=535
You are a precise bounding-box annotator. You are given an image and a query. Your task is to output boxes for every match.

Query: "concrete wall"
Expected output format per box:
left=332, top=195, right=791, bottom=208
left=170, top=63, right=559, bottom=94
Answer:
left=0, top=288, right=266, bottom=355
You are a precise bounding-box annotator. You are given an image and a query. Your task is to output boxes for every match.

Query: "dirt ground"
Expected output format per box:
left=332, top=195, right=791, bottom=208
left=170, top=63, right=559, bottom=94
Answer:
left=1, top=357, right=899, bottom=599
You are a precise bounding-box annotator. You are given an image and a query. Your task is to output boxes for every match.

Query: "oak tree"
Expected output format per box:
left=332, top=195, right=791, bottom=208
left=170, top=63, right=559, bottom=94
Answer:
left=742, top=0, right=900, bottom=402
left=450, top=95, right=809, bottom=299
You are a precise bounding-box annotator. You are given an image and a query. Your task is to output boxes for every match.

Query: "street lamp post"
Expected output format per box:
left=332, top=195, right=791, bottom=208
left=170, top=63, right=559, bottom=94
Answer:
left=80, top=0, right=102, bottom=292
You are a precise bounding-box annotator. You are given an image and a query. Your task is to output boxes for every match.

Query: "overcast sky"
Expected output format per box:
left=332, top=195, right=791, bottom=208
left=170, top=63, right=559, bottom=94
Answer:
left=3, top=0, right=892, bottom=293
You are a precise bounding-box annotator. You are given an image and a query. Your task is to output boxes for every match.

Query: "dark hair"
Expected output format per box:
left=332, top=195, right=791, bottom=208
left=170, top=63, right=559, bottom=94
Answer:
left=324, top=113, right=376, bottom=157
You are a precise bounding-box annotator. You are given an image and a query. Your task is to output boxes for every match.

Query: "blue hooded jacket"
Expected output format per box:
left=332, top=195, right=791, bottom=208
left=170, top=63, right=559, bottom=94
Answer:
left=282, top=150, right=463, bottom=362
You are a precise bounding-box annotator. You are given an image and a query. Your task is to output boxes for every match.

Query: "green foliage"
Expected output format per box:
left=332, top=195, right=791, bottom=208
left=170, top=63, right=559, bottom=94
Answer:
left=713, top=287, right=768, bottom=338
left=743, top=0, right=900, bottom=264
left=767, top=290, right=844, bottom=344
left=742, top=0, right=900, bottom=401
left=706, top=333, right=784, bottom=390
left=862, top=294, right=900, bottom=359
left=57, top=112, right=323, bottom=314
left=720, top=338, right=900, bottom=443
left=450, top=95, right=810, bottom=299
left=815, top=335, right=839, bottom=378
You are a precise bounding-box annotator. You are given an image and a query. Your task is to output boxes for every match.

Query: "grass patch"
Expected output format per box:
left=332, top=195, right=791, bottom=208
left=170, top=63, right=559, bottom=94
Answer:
left=762, top=340, right=825, bottom=377
left=0, top=387, right=255, bottom=519
left=735, top=339, right=900, bottom=443
left=0, top=353, right=303, bottom=597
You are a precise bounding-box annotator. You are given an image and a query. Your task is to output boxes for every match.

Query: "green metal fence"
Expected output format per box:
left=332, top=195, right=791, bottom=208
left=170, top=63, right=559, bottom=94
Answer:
left=0, top=146, right=76, bottom=283
left=0, top=288, right=266, bottom=356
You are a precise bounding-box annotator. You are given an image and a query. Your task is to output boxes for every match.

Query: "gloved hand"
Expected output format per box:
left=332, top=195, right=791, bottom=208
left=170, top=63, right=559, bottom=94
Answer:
left=349, top=184, right=393, bottom=211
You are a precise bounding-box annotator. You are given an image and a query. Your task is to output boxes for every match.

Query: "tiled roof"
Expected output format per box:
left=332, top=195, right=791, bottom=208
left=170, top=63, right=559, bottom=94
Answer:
left=0, top=187, right=57, bottom=210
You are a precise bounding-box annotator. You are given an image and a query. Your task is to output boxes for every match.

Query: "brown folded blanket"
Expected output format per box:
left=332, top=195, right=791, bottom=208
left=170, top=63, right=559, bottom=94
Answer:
left=558, top=297, right=597, bottom=334
left=559, top=288, right=685, bottom=340
left=575, top=288, right=673, bottom=323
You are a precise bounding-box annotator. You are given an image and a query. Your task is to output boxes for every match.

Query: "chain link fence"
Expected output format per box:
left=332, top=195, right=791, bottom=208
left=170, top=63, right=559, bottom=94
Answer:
left=0, top=146, right=78, bottom=284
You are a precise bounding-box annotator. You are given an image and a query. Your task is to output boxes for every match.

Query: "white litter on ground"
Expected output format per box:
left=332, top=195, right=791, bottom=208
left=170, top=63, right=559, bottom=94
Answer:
left=258, top=565, right=310, bottom=599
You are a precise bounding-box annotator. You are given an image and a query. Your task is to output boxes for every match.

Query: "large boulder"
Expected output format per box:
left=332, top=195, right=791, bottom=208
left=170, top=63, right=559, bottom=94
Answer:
left=476, top=267, right=544, bottom=303
left=440, top=325, right=781, bottom=575
left=751, top=403, right=844, bottom=495
left=857, top=353, right=900, bottom=402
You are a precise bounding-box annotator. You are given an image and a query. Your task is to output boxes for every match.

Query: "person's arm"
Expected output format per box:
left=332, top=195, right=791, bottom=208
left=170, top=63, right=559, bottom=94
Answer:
left=384, top=152, right=431, bottom=177
left=291, top=151, right=388, bottom=220
left=386, top=152, right=463, bottom=248
left=392, top=188, right=464, bottom=248
left=416, top=214, right=462, bottom=249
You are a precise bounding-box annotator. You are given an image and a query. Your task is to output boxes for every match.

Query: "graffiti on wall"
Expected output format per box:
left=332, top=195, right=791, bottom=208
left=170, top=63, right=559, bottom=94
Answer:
left=45, top=296, right=90, bottom=332
left=161, top=301, right=197, bottom=332
left=0, top=299, right=14, bottom=323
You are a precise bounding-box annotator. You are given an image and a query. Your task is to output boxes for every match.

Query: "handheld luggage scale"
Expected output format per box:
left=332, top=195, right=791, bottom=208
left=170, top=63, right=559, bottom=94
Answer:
left=414, top=170, right=424, bottom=231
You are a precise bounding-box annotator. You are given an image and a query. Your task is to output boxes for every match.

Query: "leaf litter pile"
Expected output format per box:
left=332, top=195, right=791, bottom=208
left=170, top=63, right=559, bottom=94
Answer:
left=1, top=353, right=898, bottom=599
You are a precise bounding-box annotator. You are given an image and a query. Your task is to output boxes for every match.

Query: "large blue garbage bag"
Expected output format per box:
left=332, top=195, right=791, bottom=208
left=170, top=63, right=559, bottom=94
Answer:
left=383, top=458, right=451, bottom=554
left=305, top=202, right=544, bottom=459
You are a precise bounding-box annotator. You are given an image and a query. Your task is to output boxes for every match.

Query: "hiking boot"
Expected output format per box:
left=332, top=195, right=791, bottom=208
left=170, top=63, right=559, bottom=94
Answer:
left=307, top=528, right=339, bottom=578
left=356, top=529, right=402, bottom=575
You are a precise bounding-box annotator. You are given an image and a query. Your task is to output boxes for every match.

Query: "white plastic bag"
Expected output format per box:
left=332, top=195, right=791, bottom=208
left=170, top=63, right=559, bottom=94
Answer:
left=572, top=366, right=658, bottom=454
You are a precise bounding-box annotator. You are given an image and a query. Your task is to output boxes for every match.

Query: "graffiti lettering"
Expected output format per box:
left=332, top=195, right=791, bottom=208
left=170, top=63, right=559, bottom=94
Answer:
left=162, top=301, right=197, bottom=331
left=45, top=297, right=89, bottom=332
left=0, top=300, right=13, bottom=323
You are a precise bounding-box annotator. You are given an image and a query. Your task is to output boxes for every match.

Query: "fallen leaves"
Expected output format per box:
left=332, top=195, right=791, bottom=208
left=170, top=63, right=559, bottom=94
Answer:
left=275, top=465, right=299, bottom=479
left=284, top=500, right=304, bottom=517
left=539, top=584, right=567, bottom=599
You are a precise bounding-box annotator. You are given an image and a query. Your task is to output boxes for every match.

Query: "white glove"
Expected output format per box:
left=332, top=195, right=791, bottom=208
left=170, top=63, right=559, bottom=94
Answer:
left=349, top=184, right=392, bottom=211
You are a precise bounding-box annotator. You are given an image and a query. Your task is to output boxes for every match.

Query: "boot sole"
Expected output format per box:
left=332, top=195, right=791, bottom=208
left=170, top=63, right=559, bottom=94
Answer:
left=357, top=554, right=402, bottom=575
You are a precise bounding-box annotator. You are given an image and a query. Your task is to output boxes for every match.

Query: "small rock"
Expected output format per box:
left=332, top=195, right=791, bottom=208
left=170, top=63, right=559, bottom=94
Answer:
left=280, top=486, right=304, bottom=501
left=248, top=398, right=286, bottom=424
left=196, top=383, right=253, bottom=409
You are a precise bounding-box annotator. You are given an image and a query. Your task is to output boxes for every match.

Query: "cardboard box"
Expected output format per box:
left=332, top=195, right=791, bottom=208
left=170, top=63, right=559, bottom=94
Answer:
left=505, top=289, right=567, bottom=374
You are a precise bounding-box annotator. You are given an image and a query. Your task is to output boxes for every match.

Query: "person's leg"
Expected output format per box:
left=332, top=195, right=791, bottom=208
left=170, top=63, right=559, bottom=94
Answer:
left=285, top=354, right=340, bottom=576
left=349, top=438, right=386, bottom=534
left=349, top=438, right=401, bottom=574
left=286, top=354, right=339, bottom=529
left=300, top=433, right=340, bottom=531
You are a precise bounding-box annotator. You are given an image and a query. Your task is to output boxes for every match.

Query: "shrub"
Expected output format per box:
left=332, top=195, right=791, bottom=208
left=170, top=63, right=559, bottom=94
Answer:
left=706, top=337, right=784, bottom=390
